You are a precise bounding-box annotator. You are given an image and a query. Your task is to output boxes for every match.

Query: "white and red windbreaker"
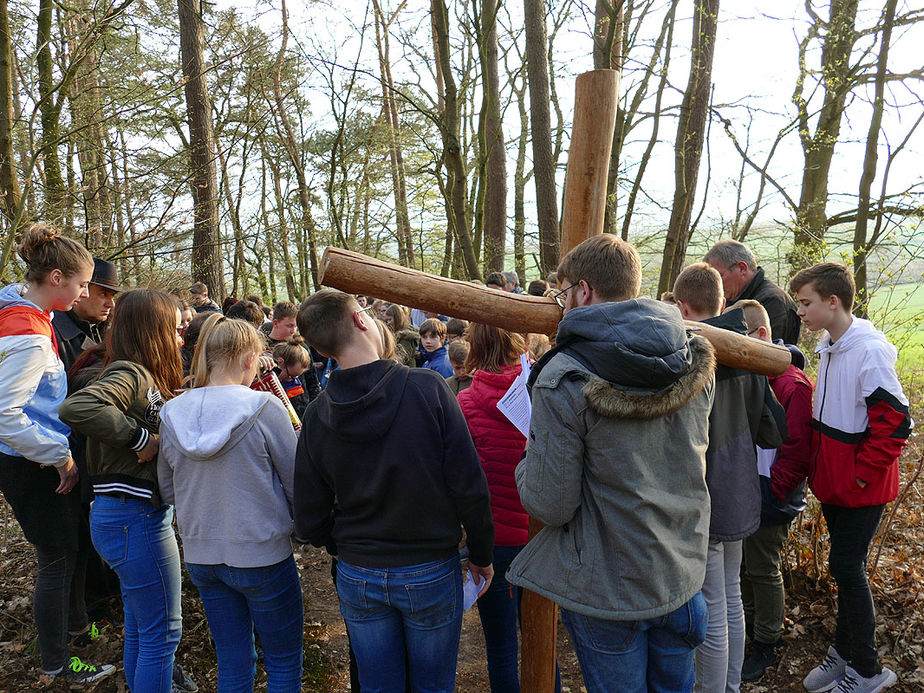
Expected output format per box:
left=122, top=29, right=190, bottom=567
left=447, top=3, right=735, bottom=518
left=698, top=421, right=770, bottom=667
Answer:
left=0, top=283, right=71, bottom=467
left=810, top=317, right=912, bottom=507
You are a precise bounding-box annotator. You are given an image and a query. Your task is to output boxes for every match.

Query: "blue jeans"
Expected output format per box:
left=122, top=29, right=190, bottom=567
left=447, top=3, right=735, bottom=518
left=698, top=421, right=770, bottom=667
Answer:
left=478, top=545, right=522, bottom=692
left=90, top=496, right=181, bottom=693
left=562, top=592, right=708, bottom=693
left=336, top=555, right=463, bottom=693
left=186, top=558, right=304, bottom=692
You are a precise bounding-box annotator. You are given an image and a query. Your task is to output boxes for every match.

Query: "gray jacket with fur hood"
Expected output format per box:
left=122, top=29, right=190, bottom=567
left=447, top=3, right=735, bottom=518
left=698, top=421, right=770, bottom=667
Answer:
left=508, top=299, right=715, bottom=621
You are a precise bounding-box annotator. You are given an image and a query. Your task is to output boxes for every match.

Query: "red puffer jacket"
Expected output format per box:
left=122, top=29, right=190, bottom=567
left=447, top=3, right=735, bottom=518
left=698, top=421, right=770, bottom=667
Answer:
left=458, top=365, right=529, bottom=546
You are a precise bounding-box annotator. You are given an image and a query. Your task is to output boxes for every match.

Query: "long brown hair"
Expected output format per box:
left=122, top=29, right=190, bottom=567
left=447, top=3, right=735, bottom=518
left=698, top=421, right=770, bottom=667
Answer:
left=464, top=323, right=526, bottom=374
left=105, top=289, right=183, bottom=398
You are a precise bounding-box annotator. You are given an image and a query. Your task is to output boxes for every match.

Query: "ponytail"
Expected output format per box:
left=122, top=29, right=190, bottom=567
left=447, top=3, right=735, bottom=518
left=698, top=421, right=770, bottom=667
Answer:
left=17, top=223, right=93, bottom=283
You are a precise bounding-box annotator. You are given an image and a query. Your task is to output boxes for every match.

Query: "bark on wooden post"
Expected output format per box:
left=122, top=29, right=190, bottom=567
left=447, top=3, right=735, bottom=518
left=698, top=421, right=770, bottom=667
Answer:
left=559, top=70, right=621, bottom=255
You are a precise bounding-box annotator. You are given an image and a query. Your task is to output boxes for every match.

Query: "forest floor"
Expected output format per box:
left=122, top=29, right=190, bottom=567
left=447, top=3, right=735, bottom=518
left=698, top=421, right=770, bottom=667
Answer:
left=1, top=439, right=922, bottom=692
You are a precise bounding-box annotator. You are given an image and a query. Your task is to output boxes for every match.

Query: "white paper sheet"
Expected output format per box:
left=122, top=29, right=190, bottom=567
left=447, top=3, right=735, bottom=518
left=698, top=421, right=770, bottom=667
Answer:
left=496, top=354, right=532, bottom=438
left=463, top=570, right=484, bottom=611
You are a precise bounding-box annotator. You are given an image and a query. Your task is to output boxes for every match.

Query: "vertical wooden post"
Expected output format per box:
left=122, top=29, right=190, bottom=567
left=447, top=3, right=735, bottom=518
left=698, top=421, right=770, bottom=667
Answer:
left=520, top=68, right=620, bottom=693
left=559, top=70, right=622, bottom=253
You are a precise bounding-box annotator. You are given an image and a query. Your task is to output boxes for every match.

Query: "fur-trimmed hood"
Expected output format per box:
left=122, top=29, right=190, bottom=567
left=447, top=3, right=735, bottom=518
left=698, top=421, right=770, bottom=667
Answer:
left=583, top=335, right=715, bottom=420
left=532, top=298, right=715, bottom=420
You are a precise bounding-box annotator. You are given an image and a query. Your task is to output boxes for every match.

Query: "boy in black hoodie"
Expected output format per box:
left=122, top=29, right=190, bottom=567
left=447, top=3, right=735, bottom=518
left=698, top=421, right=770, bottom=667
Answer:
left=293, top=289, right=494, bottom=693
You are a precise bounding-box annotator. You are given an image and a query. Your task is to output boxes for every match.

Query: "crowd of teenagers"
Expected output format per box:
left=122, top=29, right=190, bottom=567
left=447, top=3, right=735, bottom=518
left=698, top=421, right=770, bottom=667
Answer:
left=0, top=224, right=912, bottom=693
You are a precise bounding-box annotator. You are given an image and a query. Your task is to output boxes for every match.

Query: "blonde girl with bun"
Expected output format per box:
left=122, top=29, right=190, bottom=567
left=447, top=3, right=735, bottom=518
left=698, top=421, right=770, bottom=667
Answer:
left=158, top=316, right=303, bottom=692
left=0, top=224, right=115, bottom=684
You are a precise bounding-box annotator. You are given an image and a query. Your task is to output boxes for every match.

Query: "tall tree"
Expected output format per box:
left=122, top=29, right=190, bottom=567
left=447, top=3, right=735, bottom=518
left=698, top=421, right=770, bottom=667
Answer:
left=594, top=0, right=623, bottom=237
left=431, top=0, right=481, bottom=280
left=658, top=0, right=719, bottom=294
left=372, top=0, right=415, bottom=266
left=0, top=0, right=20, bottom=229
left=524, top=0, right=559, bottom=275
left=178, top=0, right=224, bottom=298
left=36, top=0, right=66, bottom=223
left=478, top=0, right=507, bottom=273
left=790, top=0, right=860, bottom=267
left=268, top=0, right=321, bottom=290
left=852, top=0, right=897, bottom=314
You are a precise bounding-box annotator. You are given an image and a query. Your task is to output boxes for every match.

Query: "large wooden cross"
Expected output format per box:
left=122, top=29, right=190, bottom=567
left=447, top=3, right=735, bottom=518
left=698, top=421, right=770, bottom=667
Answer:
left=318, top=70, right=791, bottom=692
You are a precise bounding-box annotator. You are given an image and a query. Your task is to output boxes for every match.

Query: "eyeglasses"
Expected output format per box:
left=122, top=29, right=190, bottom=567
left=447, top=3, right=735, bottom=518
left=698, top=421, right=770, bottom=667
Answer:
left=551, top=283, right=579, bottom=309
left=746, top=327, right=760, bottom=337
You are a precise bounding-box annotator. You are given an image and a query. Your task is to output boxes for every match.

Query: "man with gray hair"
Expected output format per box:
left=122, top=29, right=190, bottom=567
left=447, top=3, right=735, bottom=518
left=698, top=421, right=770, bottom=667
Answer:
left=502, top=270, right=523, bottom=293
left=704, top=240, right=801, bottom=344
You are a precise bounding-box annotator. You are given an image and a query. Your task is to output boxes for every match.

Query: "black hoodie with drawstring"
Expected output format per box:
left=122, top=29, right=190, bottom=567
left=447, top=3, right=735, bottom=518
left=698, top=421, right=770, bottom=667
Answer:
left=293, top=359, right=494, bottom=569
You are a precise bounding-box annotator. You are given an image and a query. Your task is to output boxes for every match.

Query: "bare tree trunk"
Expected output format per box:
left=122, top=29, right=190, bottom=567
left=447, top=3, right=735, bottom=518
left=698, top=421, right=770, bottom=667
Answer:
left=37, top=0, right=66, bottom=223
left=178, top=0, right=224, bottom=298
left=0, top=0, right=20, bottom=228
left=372, top=0, right=415, bottom=266
left=259, top=157, right=277, bottom=304
left=523, top=0, right=559, bottom=276
left=658, top=0, right=719, bottom=295
left=479, top=0, right=506, bottom=273
left=621, top=0, right=678, bottom=240
left=594, top=0, right=624, bottom=236
left=790, top=0, right=859, bottom=269
left=107, top=137, right=130, bottom=279
left=513, top=63, right=528, bottom=282
left=853, top=0, right=896, bottom=316
left=269, top=0, right=320, bottom=290
left=432, top=0, right=481, bottom=280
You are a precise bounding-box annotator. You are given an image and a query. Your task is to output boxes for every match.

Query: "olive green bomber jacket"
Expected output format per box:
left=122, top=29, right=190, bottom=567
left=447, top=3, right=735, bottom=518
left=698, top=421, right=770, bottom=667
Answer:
left=59, top=361, right=166, bottom=506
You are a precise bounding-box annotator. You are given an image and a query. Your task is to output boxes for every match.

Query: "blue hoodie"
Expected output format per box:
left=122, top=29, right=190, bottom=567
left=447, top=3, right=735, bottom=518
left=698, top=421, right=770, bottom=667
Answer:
left=0, top=284, right=71, bottom=466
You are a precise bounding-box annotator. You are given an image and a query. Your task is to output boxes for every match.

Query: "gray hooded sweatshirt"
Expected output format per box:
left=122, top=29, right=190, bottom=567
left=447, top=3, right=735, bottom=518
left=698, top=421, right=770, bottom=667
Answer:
left=157, top=385, right=298, bottom=568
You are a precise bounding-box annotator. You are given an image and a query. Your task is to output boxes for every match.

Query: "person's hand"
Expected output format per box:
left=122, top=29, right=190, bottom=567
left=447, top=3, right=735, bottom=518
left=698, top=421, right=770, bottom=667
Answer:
left=258, top=355, right=275, bottom=373
left=55, top=457, right=79, bottom=494
left=470, top=562, right=495, bottom=598
left=856, top=477, right=868, bottom=488
left=137, top=435, right=159, bottom=463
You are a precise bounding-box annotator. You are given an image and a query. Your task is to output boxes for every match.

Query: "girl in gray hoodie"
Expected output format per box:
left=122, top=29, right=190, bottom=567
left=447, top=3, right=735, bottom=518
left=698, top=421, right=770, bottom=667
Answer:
left=158, top=315, right=302, bottom=692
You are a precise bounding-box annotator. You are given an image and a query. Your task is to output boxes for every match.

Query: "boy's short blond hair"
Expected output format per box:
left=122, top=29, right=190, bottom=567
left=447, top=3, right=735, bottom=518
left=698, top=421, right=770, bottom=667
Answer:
left=556, top=234, right=641, bottom=301
left=419, top=318, right=447, bottom=339
left=297, top=289, right=356, bottom=357
left=673, top=262, right=723, bottom=317
left=726, top=299, right=771, bottom=337
left=789, top=262, right=855, bottom=311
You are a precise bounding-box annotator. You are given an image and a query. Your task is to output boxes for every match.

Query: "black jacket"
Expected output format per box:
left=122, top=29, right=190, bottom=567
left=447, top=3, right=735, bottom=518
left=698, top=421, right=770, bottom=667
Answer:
left=51, top=309, right=103, bottom=374
left=294, top=359, right=494, bottom=569
left=732, top=267, right=801, bottom=345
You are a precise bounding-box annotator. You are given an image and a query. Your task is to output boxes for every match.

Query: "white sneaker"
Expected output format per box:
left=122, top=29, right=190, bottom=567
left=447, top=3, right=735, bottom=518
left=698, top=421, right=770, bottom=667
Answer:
left=833, top=666, right=897, bottom=693
left=803, top=646, right=849, bottom=692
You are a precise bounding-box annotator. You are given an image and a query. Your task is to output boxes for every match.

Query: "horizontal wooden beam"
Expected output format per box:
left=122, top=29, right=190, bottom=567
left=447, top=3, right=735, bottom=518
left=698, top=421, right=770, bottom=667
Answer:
left=319, top=246, right=792, bottom=377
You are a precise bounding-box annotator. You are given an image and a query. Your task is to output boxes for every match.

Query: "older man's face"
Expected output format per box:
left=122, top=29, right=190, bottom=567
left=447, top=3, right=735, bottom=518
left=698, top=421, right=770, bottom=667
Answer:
left=72, top=284, right=118, bottom=324
left=706, top=260, right=750, bottom=301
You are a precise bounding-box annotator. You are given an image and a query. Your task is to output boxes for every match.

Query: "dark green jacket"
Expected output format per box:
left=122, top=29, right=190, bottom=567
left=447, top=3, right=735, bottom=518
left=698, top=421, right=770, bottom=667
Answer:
left=59, top=361, right=166, bottom=506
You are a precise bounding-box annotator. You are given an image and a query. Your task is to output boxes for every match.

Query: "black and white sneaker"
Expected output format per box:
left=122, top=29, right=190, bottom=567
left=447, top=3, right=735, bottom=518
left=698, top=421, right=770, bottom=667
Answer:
left=50, top=656, right=116, bottom=684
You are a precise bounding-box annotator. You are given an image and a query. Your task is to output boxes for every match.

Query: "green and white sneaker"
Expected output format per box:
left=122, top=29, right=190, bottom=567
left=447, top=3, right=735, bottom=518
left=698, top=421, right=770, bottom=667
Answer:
left=52, top=656, right=116, bottom=684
